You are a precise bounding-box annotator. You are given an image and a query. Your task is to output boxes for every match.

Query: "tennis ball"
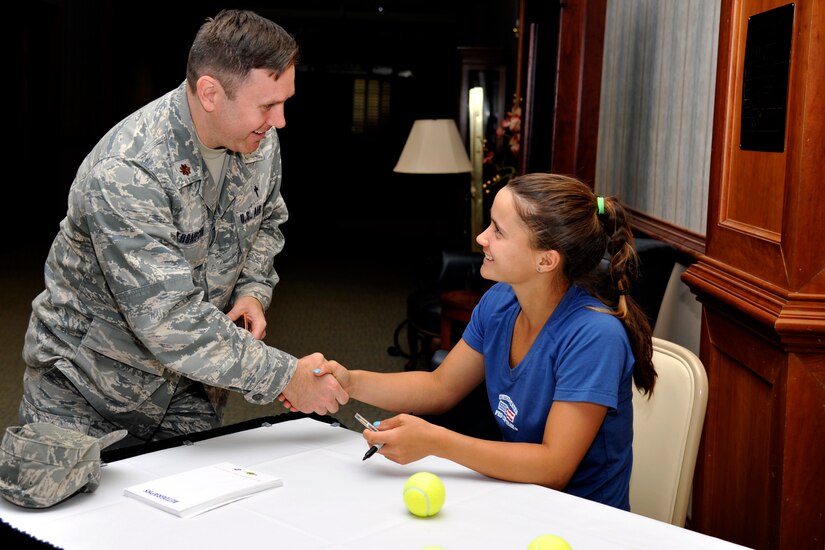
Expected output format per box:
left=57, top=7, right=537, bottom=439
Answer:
left=527, top=534, right=572, bottom=550
left=403, top=472, right=446, bottom=517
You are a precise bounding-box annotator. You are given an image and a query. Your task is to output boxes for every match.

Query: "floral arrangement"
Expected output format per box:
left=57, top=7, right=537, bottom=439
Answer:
left=482, top=93, right=522, bottom=197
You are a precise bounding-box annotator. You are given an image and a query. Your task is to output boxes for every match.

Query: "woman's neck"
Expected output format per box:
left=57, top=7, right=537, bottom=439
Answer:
left=514, top=276, right=570, bottom=330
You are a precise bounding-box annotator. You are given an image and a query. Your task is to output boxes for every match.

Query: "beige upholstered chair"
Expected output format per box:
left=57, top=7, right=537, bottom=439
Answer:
left=629, top=337, right=708, bottom=527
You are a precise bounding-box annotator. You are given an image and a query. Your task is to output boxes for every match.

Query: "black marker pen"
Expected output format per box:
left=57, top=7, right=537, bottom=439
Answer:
left=362, top=444, right=381, bottom=460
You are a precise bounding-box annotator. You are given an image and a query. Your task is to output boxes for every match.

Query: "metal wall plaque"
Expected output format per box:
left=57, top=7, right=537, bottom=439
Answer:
left=739, top=3, right=794, bottom=152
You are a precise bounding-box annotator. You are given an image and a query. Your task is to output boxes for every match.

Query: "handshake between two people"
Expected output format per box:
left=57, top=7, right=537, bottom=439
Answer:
left=228, top=298, right=348, bottom=416
left=277, top=353, right=350, bottom=415
left=230, top=305, right=437, bottom=465
left=279, top=358, right=436, bottom=465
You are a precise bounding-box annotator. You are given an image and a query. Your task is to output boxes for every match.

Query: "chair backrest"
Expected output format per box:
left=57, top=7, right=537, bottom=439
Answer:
left=629, top=337, right=708, bottom=527
left=434, top=250, right=484, bottom=292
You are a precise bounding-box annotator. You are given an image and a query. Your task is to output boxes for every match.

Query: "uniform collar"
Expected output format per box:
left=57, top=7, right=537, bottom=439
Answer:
left=167, top=82, right=266, bottom=211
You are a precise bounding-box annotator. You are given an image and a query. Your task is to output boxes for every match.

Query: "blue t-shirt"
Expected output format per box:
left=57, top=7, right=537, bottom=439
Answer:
left=462, top=282, right=634, bottom=510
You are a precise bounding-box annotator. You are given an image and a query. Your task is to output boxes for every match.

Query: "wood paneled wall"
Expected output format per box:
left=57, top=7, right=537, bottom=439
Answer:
left=683, top=0, right=825, bottom=548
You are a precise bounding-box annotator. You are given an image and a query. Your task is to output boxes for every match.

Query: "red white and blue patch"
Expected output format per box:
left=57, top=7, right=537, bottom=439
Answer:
left=495, top=394, right=519, bottom=431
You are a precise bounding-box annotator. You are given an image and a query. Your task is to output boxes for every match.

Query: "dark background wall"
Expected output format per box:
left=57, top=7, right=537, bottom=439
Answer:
left=15, top=0, right=522, bottom=271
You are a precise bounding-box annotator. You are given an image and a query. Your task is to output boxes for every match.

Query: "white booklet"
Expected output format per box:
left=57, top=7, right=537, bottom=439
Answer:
left=123, top=462, right=283, bottom=518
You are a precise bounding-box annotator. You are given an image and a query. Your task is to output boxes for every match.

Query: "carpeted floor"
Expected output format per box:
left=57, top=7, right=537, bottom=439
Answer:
left=0, top=247, right=422, bottom=437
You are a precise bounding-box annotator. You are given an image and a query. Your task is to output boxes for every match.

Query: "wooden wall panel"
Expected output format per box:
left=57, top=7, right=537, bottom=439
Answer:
left=696, top=309, right=782, bottom=548
left=782, top=0, right=825, bottom=294
left=723, top=153, right=785, bottom=234
left=781, top=354, right=825, bottom=549
left=684, top=1, right=825, bottom=548
left=549, top=0, right=606, bottom=184
left=706, top=0, right=825, bottom=289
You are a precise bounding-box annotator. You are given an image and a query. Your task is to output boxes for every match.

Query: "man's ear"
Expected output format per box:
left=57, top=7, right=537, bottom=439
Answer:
left=536, top=249, right=562, bottom=273
left=196, top=76, right=222, bottom=113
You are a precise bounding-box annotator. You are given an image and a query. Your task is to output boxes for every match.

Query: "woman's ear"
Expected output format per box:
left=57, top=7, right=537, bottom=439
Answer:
left=536, top=250, right=562, bottom=273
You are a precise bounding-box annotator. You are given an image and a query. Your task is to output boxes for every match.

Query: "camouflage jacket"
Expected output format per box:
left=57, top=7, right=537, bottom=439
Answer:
left=23, top=82, right=297, bottom=439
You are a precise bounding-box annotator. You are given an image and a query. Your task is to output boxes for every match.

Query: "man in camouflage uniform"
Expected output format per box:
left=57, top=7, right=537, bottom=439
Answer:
left=19, top=10, right=347, bottom=448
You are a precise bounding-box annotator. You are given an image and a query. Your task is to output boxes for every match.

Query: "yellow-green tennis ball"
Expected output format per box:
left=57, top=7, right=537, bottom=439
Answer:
left=403, top=472, right=446, bottom=517
left=527, top=534, right=572, bottom=550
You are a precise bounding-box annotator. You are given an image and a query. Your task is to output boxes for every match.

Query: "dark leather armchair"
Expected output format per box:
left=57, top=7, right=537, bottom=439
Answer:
left=626, top=237, right=677, bottom=328
left=388, top=249, right=484, bottom=370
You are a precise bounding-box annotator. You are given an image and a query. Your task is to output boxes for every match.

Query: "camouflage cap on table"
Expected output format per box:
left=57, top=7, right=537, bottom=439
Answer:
left=0, top=423, right=127, bottom=508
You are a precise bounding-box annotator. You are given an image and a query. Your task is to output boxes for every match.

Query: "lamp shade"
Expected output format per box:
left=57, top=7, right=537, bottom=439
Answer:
left=393, top=119, right=472, bottom=174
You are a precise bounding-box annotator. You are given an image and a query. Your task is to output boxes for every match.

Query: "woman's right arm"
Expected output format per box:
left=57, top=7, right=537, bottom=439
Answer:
left=323, top=340, right=485, bottom=416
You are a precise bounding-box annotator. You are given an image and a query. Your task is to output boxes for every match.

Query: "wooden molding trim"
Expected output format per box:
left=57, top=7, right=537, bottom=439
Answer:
left=629, top=208, right=706, bottom=259
left=683, top=258, right=783, bottom=328
left=683, top=258, right=825, bottom=354
left=775, top=299, right=825, bottom=351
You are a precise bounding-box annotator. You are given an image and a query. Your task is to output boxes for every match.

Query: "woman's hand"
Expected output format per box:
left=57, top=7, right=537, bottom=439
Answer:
left=363, top=413, right=439, bottom=465
left=311, top=359, right=352, bottom=393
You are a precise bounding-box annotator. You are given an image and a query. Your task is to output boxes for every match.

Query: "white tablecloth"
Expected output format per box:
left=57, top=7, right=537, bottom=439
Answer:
left=0, top=417, right=750, bottom=549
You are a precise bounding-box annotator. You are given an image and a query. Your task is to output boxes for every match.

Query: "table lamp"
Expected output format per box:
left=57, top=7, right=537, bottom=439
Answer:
left=394, top=119, right=471, bottom=174
left=393, top=119, right=476, bottom=250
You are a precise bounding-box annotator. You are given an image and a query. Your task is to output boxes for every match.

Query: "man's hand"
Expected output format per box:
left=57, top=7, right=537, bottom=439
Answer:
left=279, top=353, right=349, bottom=415
left=227, top=296, right=267, bottom=340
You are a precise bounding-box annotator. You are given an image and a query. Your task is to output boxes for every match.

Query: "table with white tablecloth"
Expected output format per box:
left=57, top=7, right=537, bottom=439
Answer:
left=0, top=415, right=750, bottom=550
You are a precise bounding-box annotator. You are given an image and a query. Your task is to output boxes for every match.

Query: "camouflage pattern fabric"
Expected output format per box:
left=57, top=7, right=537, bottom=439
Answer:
left=0, top=423, right=127, bottom=508
left=21, top=82, right=297, bottom=442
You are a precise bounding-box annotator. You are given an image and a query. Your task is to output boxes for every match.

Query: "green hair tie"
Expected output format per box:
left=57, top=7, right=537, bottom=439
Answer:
left=597, top=196, right=605, bottom=215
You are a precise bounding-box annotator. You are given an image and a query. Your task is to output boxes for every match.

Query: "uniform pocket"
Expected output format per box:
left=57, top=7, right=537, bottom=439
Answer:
left=72, top=317, right=172, bottom=425
left=80, top=317, right=166, bottom=378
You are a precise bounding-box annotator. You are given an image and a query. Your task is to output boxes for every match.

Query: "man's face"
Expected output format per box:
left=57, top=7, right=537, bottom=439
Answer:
left=211, top=66, right=295, bottom=154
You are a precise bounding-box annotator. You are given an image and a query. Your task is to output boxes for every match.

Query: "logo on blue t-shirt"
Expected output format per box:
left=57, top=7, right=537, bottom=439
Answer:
left=495, top=394, right=519, bottom=431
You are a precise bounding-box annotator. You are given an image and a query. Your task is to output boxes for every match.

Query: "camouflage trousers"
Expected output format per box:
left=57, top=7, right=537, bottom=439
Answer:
left=19, top=365, right=221, bottom=450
